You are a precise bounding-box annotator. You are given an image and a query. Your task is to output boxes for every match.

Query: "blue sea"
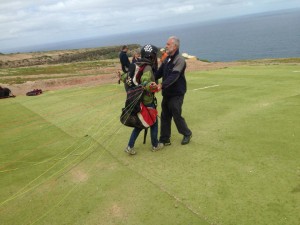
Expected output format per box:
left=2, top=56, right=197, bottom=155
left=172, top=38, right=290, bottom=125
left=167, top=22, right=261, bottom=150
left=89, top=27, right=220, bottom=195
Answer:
left=10, top=8, right=300, bottom=62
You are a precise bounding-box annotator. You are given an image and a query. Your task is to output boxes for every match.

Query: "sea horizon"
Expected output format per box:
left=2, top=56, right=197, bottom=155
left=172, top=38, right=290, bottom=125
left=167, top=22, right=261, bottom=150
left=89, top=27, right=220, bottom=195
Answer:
left=2, top=8, right=300, bottom=62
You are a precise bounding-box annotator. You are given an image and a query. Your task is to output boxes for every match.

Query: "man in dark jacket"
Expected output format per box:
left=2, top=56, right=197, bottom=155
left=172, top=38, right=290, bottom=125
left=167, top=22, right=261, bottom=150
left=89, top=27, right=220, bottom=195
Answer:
left=156, top=36, right=192, bottom=145
left=119, top=45, right=130, bottom=73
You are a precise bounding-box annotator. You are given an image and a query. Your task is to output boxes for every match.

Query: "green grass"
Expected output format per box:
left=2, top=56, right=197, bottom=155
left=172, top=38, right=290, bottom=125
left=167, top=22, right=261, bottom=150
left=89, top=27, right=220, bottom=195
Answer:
left=1, top=61, right=116, bottom=76
left=0, top=64, right=299, bottom=225
left=238, top=57, right=300, bottom=64
left=0, top=60, right=117, bottom=84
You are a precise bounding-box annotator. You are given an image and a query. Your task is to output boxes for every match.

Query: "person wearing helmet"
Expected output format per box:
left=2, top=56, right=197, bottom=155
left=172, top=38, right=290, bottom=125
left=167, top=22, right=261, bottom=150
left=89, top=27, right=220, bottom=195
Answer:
left=156, top=36, right=192, bottom=145
left=123, top=44, right=164, bottom=155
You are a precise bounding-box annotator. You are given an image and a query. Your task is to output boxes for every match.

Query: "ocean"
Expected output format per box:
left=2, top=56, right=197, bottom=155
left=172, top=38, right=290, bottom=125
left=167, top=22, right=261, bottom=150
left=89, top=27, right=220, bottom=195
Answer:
left=10, top=8, right=300, bottom=62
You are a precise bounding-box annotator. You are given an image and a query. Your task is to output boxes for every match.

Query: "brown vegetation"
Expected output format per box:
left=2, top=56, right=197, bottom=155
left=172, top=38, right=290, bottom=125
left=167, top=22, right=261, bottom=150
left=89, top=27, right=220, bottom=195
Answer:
left=6, top=46, right=288, bottom=96
left=0, top=45, right=140, bottom=68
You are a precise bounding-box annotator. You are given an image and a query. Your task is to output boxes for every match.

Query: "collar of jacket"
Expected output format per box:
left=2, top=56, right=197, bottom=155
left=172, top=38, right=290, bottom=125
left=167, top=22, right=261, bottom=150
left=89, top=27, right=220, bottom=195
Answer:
left=167, top=49, right=179, bottom=62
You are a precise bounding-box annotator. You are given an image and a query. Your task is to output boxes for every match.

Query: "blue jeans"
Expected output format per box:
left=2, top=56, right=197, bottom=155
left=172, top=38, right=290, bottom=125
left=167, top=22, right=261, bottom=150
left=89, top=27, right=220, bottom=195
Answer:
left=128, top=103, right=158, bottom=148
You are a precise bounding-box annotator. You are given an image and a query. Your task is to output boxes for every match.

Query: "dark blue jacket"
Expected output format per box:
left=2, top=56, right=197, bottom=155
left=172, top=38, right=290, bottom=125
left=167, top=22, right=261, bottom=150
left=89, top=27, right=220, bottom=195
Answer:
left=155, top=50, right=187, bottom=97
left=119, top=51, right=130, bottom=73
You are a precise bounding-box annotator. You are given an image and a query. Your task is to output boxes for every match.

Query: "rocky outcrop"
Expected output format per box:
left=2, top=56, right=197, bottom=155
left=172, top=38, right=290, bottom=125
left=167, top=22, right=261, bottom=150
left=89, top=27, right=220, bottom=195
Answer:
left=182, top=53, right=197, bottom=60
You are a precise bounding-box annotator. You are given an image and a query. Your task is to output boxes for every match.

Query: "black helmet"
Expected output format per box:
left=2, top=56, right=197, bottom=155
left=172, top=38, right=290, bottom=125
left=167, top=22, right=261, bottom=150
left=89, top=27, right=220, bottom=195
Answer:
left=141, top=44, right=158, bottom=59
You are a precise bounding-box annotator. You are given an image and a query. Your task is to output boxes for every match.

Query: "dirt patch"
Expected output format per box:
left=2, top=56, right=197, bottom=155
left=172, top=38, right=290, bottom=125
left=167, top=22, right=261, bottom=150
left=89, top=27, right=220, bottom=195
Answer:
left=70, top=168, right=89, bottom=183
left=3, top=74, right=119, bottom=96
left=1, top=58, right=239, bottom=96
left=185, top=59, right=241, bottom=72
left=1, top=62, right=121, bottom=96
left=107, top=203, right=125, bottom=218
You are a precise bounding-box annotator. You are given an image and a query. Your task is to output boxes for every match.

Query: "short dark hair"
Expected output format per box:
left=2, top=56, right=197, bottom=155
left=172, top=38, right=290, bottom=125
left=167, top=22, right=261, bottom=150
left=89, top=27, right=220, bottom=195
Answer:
left=122, top=45, right=128, bottom=50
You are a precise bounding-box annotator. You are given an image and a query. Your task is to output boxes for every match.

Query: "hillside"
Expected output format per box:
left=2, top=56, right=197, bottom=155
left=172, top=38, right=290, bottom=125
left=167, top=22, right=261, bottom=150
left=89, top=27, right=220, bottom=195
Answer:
left=1, top=47, right=299, bottom=96
left=0, top=44, right=140, bottom=68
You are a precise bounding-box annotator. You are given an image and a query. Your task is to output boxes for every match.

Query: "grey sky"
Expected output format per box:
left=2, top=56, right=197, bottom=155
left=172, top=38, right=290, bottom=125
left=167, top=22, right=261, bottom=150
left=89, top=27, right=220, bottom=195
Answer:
left=1, top=0, right=299, bottom=51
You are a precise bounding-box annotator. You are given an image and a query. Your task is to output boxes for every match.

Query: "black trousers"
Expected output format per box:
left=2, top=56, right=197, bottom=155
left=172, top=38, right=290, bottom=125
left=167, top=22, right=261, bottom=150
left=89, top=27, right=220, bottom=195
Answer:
left=159, top=95, right=192, bottom=142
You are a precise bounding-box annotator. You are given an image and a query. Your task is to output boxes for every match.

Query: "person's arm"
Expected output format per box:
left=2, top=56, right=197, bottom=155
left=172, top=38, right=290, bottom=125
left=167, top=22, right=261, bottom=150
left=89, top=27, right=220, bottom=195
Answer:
left=155, top=63, right=165, bottom=80
left=141, top=67, right=152, bottom=89
left=140, top=66, right=160, bottom=92
left=125, top=56, right=130, bottom=68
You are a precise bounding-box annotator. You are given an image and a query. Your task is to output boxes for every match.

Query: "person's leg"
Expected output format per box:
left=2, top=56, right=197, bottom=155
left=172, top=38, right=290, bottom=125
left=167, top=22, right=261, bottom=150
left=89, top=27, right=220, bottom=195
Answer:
left=150, top=119, right=164, bottom=151
left=125, top=127, right=142, bottom=155
left=150, top=119, right=158, bottom=147
left=159, top=97, right=172, bottom=143
left=169, top=96, right=192, bottom=137
left=128, top=127, right=142, bottom=148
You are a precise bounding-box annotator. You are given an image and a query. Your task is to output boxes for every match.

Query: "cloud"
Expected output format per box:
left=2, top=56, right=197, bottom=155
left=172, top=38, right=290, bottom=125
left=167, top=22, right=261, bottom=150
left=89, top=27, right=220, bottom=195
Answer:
left=38, top=1, right=66, bottom=12
left=212, top=0, right=248, bottom=6
left=0, top=0, right=299, bottom=51
left=168, top=5, right=195, bottom=14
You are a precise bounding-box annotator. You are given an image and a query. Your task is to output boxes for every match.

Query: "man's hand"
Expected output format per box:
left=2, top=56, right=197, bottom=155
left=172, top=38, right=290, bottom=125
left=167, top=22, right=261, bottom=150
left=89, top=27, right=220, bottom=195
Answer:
left=149, top=82, right=162, bottom=92
left=149, top=82, right=157, bottom=92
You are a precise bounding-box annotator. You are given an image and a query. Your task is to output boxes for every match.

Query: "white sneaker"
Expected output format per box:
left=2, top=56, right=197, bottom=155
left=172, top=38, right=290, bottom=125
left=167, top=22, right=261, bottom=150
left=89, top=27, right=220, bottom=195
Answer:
left=124, top=146, right=136, bottom=155
left=152, top=143, right=164, bottom=152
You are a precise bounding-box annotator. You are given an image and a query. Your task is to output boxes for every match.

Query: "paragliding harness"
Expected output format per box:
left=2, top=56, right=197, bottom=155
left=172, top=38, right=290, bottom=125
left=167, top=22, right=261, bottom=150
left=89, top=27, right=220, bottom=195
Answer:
left=120, top=63, right=158, bottom=144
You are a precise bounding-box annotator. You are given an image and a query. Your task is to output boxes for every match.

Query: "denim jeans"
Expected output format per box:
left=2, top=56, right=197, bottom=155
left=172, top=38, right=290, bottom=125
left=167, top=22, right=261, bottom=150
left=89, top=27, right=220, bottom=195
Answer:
left=128, top=103, right=158, bottom=148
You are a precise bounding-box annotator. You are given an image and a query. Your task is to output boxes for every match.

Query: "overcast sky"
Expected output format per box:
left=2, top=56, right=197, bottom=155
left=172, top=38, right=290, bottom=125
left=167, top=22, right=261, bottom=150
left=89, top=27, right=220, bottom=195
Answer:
left=1, top=0, right=300, bottom=52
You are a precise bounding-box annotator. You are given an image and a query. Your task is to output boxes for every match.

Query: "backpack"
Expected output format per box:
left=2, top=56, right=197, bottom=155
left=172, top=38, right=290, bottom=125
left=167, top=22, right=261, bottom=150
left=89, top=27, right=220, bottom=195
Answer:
left=120, top=84, right=146, bottom=129
left=120, top=63, right=158, bottom=135
left=0, top=86, right=15, bottom=99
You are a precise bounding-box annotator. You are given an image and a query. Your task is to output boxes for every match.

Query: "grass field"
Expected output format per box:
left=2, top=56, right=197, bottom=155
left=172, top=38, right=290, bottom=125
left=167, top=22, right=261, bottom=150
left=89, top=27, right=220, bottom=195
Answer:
left=0, top=64, right=299, bottom=225
left=0, top=60, right=117, bottom=84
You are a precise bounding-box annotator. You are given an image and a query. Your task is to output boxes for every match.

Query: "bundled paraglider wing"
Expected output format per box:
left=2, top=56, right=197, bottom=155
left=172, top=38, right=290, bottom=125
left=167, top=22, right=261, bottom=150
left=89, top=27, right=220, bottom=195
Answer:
left=26, top=89, right=43, bottom=96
